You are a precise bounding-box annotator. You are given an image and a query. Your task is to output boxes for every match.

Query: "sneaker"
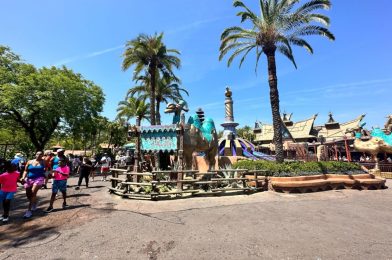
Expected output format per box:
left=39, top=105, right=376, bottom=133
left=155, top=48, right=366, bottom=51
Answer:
left=75, top=186, right=80, bottom=190
left=23, top=210, right=32, bottom=219
left=0, top=215, right=4, bottom=221
left=45, top=206, right=53, bottom=213
left=31, top=201, right=39, bottom=211
left=62, top=202, right=68, bottom=209
left=2, top=217, right=9, bottom=223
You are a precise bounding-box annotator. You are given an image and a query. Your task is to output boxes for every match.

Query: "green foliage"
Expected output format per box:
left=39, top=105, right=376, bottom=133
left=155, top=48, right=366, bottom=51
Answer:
left=0, top=46, right=105, bottom=151
left=122, top=32, right=181, bottom=125
left=116, top=96, right=150, bottom=125
left=126, top=74, right=188, bottom=125
left=219, top=0, right=335, bottom=69
left=236, top=125, right=255, bottom=141
left=233, top=160, right=363, bottom=177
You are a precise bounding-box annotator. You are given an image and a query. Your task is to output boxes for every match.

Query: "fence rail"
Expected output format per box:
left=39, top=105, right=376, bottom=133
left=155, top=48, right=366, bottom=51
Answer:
left=359, top=162, right=392, bottom=179
left=359, top=162, right=392, bottom=172
left=108, top=168, right=268, bottom=200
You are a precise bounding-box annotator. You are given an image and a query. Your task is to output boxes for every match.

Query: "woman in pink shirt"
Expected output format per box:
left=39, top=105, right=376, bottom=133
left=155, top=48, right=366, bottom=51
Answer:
left=45, top=158, right=69, bottom=212
left=0, top=161, right=21, bottom=222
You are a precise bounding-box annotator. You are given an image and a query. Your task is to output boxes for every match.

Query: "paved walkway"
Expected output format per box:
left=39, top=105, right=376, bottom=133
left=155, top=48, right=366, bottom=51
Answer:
left=1, top=177, right=391, bottom=260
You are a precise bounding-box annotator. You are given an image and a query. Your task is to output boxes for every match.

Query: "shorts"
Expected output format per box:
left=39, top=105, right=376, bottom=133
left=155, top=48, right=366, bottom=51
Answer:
left=52, top=180, right=67, bottom=193
left=0, top=190, right=16, bottom=201
left=101, top=167, right=110, bottom=173
left=24, top=177, right=45, bottom=189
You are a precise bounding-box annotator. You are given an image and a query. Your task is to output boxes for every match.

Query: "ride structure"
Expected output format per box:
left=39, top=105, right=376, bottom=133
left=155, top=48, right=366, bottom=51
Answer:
left=126, top=101, right=218, bottom=172
left=218, top=87, right=274, bottom=160
left=108, top=101, right=266, bottom=200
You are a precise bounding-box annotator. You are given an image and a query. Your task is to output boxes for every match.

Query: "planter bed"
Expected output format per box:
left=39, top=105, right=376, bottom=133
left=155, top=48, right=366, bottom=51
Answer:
left=269, top=174, right=386, bottom=193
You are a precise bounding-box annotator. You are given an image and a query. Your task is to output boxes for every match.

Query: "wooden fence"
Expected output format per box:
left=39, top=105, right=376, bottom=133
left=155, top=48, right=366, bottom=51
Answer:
left=359, top=162, right=392, bottom=179
left=108, top=168, right=268, bottom=200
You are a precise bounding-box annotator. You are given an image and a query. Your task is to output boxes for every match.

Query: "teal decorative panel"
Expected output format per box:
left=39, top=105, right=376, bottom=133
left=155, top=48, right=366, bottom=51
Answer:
left=140, top=125, right=178, bottom=152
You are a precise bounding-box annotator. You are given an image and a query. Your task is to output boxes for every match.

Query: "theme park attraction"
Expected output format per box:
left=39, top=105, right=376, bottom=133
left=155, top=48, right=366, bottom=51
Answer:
left=218, top=87, right=274, bottom=161
left=107, top=88, right=387, bottom=200
left=346, top=120, right=392, bottom=174
left=108, top=96, right=267, bottom=200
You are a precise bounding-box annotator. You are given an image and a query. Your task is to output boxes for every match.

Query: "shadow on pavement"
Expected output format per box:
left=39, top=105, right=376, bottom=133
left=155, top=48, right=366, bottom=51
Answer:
left=1, top=223, right=61, bottom=249
left=67, top=193, right=91, bottom=198
left=49, top=203, right=91, bottom=212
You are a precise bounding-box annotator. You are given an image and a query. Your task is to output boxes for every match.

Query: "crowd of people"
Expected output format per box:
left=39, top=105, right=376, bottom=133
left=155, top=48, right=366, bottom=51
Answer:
left=0, top=149, right=113, bottom=223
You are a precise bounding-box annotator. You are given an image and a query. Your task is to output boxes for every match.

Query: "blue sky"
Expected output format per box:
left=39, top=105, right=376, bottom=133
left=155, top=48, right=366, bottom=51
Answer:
left=1, top=0, right=391, bottom=130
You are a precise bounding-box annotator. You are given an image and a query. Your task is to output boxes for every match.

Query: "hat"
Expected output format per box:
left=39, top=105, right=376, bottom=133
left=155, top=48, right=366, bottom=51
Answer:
left=57, top=149, right=64, bottom=153
left=14, top=153, right=23, bottom=158
left=10, top=161, right=19, bottom=167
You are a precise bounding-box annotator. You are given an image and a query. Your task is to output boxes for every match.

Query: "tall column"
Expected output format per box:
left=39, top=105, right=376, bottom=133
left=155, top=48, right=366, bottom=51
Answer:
left=221, top=86, right=239, bottom=138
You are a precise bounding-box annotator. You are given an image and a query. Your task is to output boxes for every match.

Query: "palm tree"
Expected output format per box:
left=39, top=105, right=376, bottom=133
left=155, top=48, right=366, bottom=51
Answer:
left=122, top=33, right=181, bottom=125
left=127, top=73, right=189, bottom=125
left=116, top=96, right=150, bottom=126
left=219, top=0, right=335, bottom=163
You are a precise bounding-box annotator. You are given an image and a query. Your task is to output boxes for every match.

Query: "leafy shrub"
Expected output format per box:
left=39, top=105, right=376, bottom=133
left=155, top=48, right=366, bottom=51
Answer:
left=232, top=160, right=363, bottom=177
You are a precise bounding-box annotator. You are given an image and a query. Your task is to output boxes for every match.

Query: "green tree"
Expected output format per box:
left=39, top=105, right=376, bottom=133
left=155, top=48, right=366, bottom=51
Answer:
left=106, top=118, right=130, bottom=150
left=237, top=125, right=255, bottom=142
left=127, top=74, right=188, bottom=125
left=122, top=33, right=181, bottom=125
left=0, top=46, right=105, bottom=151
left=219, top=0, right=334, bottom=162
left=116, top=96, right=150, bottom=126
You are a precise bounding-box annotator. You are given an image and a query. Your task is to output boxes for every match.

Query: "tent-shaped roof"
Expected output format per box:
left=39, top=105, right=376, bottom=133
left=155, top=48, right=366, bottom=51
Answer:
left=316, top=114, right=365, bottom=142
left=254, top=115, right=317, bottom=142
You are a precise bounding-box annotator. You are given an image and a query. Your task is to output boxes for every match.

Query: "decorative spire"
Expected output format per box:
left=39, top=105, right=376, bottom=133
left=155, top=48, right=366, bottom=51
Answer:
left=282, top=112, right=288, bottom=121
left=327, top=112, right=336, bottom=123
left=221, top=86, right=239, bottom=138
left=225, top=86, right=232, bottom=97
left=196, top=108, right=205, bottom=123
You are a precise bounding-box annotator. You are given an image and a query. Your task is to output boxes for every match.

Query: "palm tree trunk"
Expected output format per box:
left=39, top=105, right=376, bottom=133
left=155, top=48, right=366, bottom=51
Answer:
left=133, top=116, right=141, bottom=173
left=149, top=66, right=157, bottom=125
left=266, top=49, right=284, bottom=163
left=156, top=100, right=161, bottom=125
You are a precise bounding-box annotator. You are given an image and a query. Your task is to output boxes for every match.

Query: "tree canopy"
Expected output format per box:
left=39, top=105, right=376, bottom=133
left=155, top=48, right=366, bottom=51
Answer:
left=0, top=46, right=105, bottom=152
left=122, top=33, right=181, bottom=125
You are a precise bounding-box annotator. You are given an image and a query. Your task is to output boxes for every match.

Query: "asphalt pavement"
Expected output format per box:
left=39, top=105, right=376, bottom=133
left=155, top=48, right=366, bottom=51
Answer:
left=1, top=176, right=391, bottom=260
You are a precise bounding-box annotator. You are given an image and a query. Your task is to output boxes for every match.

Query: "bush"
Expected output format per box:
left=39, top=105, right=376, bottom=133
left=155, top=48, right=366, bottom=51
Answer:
left=232, top=160, right=363, bottom=177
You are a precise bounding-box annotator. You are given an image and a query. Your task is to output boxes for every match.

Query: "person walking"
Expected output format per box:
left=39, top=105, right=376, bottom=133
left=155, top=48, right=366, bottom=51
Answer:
left=75, top=157, right=93, bottom=190
left=42, top=151, right=53, bottom=189
left=20, top=151, right=47, bottom=219
left=72, top=156, right=81, bottom=175
left=11, top=152, right=26, bottom=174
left=45, top=158, right=69, bottom=212
left=51, top=149, right=67, bottom=171
left=0, top=161, right=21, bottom=223
left=100, top=153, right=111, bottom=181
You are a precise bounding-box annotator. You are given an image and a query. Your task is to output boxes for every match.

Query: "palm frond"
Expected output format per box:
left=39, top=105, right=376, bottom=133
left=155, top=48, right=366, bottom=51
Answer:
left=277, top=45, right=297, bottom=68
left=295, top=0, right=331, bottom=16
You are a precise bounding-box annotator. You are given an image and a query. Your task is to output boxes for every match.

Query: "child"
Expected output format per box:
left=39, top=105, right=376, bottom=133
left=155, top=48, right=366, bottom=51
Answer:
left=45, top=159, right=69, bottom=212
left=0, top=161, right=20, bottom=222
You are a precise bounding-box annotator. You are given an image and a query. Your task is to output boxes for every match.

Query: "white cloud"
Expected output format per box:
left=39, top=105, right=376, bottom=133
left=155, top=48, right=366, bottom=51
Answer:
left=167, top=16, right=231, bottom=35
left=53, top=45, right=123, bottom=66
left=52, top=16, right=229, bottom=67
left=284, top=78, right=392, bottom=97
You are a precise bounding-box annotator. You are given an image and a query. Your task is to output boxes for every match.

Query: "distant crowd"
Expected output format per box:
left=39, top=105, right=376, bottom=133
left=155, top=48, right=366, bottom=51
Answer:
left=0, top=149, right=115, bottom=223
